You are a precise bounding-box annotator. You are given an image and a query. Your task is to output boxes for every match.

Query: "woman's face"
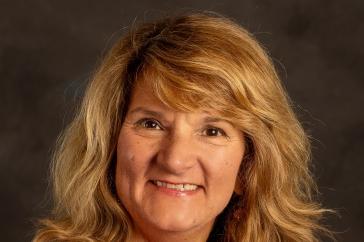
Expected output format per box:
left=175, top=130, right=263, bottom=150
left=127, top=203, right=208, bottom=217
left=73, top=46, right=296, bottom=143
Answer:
left=115, top=82, right=245, bottom=239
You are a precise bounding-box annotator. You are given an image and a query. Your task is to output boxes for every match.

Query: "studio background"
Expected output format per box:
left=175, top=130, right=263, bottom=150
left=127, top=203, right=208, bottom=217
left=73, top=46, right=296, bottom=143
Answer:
left=1, top=0, right=363, bottom=241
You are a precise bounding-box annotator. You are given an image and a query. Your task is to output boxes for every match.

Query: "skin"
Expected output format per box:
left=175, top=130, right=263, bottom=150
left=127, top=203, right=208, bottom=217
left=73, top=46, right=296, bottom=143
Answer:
left=115, top=82, right=245, bottom=242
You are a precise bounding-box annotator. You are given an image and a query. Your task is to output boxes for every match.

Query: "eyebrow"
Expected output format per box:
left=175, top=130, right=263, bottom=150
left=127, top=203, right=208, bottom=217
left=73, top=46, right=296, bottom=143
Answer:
left=202, top=116, right=228, bottom=123
left=128, top=107, right=166, bottom=119
left=128, top=107, right=231, bottom=125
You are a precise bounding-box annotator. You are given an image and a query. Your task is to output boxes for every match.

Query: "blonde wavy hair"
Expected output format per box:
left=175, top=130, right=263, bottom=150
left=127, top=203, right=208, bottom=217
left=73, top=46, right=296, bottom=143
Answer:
left=33, top=11, right=334, bottom=242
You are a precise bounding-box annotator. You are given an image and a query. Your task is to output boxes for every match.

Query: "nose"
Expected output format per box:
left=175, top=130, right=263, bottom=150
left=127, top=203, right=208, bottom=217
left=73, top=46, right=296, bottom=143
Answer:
left=156, top=133, right=197, bottom=174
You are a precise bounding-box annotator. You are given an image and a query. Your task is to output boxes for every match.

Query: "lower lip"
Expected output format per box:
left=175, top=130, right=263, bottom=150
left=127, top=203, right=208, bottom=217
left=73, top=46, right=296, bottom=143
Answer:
left=150, top=181, right=201, bottom=197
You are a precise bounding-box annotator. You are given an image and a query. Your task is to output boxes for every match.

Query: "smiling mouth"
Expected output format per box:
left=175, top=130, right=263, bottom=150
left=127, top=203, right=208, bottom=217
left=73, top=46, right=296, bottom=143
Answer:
left=152, top=180, right=199, bottom=191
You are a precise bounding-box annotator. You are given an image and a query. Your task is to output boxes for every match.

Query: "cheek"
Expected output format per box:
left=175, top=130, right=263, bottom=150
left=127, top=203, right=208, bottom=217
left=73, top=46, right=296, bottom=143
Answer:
left=204, top=144, right=244, bottom=193
left=207, top=146, right=243, bottom=175
left=115, top=129, right=158, bottom=187
left=116, top=138, right=136, bottom=179
left=117, top=127, right=142, bottom=162
left=115, top=130, right=150, bottom=209
left=115, top=131, right=135, bottom=190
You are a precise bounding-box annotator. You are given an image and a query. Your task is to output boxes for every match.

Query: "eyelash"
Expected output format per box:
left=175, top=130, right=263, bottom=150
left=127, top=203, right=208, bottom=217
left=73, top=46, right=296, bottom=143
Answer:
left=134, top=118, right=163, bottom=130
left=134, top=118, right=228, bottom=138
left=202, top=126, right=228, bottom=137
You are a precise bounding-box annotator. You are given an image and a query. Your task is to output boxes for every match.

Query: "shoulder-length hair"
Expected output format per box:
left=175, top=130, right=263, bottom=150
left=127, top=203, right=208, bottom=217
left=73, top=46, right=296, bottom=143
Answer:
left=33, top=11, right=334, bottom=242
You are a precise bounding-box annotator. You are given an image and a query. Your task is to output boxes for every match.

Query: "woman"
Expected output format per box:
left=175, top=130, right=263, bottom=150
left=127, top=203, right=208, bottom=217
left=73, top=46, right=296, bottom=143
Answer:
left=33, top=12, right=334, bottom=241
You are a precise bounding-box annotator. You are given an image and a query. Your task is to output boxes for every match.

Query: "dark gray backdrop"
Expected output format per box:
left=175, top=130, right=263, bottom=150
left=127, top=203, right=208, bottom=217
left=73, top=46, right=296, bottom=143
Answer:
left=1, top=0, right=363, bottom=241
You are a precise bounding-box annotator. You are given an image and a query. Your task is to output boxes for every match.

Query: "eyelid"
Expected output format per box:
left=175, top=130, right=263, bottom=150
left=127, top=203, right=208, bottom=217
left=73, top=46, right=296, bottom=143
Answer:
left=133, top=118, right=230, bottom=139
left=134, top=118, right=164, bottom=130
left=201, top=125, right=229, bottom=138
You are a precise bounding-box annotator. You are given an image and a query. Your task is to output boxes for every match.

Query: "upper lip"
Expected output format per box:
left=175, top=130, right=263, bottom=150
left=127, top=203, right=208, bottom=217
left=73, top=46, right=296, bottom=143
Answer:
left=151, top=179, right=201, bottom=187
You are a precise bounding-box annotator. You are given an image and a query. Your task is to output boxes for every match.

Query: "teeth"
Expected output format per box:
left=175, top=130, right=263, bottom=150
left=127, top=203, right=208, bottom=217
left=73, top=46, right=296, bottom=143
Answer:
left=184, top=184, right=197, bottom=191
left=154, top=180, right=198, bottom=191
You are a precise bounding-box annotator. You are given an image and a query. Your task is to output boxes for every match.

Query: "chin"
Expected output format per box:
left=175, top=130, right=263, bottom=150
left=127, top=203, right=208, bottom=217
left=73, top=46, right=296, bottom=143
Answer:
left=148, top=212, right=204, bottom=232
left=159, top=221, right=195, bottom=232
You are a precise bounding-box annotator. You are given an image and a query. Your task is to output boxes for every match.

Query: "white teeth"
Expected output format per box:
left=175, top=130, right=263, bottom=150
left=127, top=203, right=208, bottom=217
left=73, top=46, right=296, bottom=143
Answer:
left=154, top=180, right=198, bottom=191
left=183, top=184, right=197, bottom=191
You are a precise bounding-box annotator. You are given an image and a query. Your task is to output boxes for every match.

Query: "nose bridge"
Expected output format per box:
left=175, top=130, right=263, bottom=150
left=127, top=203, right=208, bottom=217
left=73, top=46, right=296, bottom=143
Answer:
left=157, top=131, right=196, bottom=173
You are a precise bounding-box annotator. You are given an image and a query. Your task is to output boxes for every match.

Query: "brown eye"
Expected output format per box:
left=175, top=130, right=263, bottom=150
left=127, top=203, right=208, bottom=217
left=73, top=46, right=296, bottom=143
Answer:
left=136, top=119, right=162, bottom=130
left=202, top=127, right=227, bottom=137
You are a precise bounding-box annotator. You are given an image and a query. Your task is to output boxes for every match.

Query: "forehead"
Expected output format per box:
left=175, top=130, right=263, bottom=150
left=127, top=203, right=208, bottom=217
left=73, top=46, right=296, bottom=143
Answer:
left=124, top=62, right=247, bottom=127
left=129, top=81, right=209, bottom=115
left=128, top=80, right=233, bottom=123
left=132, top=67, right=228, bottom=112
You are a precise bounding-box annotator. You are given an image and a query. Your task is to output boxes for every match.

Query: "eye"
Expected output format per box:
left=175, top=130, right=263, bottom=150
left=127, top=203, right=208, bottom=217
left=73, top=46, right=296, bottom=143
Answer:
left=135, top=118, right=163, bottom=130
left=202, top=126, right=227, bottom=137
